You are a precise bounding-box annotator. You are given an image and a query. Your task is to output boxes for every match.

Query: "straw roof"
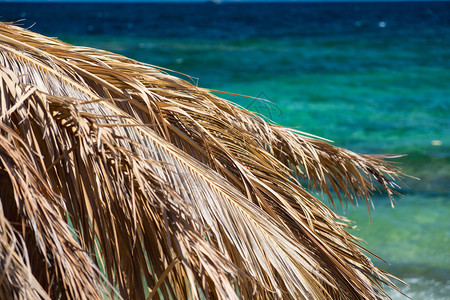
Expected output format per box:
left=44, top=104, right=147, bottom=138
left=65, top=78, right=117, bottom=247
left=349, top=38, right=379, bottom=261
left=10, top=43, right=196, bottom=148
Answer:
left=0, top=22, right=404, bottom=299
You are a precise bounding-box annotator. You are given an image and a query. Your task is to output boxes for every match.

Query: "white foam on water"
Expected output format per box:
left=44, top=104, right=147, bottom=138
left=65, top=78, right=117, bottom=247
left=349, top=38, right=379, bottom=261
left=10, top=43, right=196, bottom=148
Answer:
left=378, top=21, right=387, bottom=28
left=387, top=277, right=450, bottom=300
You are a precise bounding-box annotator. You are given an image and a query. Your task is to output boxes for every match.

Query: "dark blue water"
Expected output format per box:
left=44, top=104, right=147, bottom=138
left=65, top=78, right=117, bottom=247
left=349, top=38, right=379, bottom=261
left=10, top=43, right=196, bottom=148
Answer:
left=2, top=2, right=449, bottom=298
left=4, top=2, right=450, bottom=39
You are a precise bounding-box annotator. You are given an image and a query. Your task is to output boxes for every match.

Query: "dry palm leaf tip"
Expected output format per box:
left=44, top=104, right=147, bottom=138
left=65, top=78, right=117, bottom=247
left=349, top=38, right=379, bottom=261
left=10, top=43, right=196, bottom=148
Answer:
left=0, top=22, right=405, bottom=300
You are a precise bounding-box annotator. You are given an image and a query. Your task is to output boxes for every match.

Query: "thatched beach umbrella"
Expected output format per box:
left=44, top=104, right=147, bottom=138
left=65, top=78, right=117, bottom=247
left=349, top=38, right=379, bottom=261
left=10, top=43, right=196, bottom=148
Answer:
left=0, top=22, right=404, bottom=299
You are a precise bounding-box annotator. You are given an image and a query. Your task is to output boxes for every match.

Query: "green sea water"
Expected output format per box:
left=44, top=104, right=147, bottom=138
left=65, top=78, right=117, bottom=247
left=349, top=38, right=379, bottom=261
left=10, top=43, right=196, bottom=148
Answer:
left=4, top=2, right=449, bottom=298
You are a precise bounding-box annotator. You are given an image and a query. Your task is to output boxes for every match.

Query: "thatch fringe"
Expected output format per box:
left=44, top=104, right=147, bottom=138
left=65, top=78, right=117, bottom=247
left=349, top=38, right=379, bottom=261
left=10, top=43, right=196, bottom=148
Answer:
left=0, top=22, right=404, bottom=299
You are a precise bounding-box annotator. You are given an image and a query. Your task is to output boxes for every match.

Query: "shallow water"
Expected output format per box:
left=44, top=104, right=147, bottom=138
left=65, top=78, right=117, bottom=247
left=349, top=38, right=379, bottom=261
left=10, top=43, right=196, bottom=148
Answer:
left=342, top=194, right=450, bottom=299
left=2, top=2, right=449, bottom=298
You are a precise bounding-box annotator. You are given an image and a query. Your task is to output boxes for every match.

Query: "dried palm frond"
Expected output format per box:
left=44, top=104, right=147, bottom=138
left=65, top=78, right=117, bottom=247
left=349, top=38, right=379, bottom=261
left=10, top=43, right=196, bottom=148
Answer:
left=0, top=22, right=405, bottom=299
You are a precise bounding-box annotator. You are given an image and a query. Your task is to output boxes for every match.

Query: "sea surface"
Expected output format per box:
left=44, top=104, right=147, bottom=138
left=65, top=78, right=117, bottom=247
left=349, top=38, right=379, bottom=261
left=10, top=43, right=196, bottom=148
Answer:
left=2, top=2, right=449, bottom=299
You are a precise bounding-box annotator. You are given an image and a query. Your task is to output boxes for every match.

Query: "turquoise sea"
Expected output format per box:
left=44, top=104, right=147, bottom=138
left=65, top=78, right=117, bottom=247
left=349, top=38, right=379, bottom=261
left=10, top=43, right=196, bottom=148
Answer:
left=2, top=2, right=449, bottom=299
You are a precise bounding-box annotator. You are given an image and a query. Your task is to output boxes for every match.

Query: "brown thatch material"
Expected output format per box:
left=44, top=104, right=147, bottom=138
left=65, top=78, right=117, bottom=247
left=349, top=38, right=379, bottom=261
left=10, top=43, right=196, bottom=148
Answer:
left=0, top=22, right=405, bottom=299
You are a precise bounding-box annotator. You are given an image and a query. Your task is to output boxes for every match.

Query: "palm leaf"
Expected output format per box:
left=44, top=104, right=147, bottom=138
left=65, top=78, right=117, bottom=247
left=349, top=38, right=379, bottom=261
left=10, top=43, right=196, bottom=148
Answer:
left=0, top=22, right=405, bottom=299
